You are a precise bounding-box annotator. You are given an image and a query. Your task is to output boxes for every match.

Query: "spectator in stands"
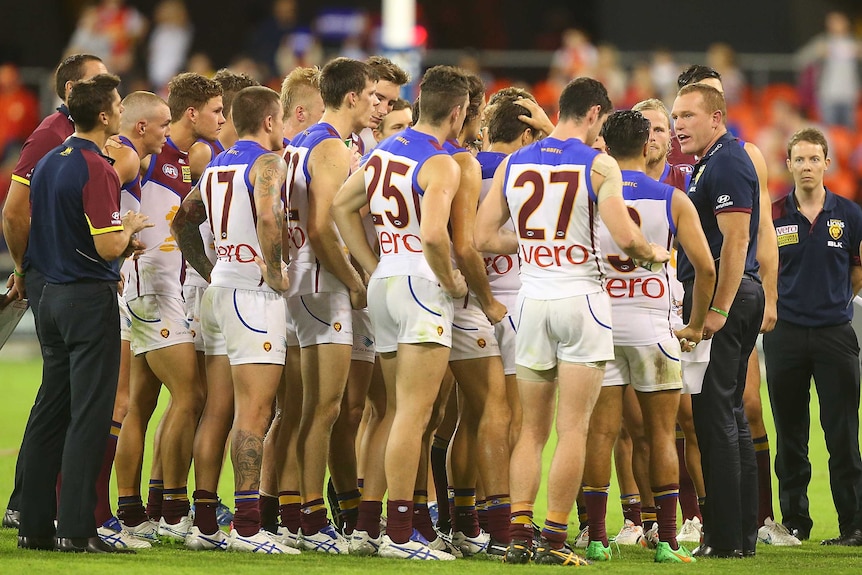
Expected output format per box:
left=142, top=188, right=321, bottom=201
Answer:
left=247, top=0, right=300, bottom=80
left=147, top=0, right=193, bottom=94
left=550, top=28, right=597, bottom=81
left=0, top=64, right=39, bottom=164
left=706, top=43, right=745, bottom=106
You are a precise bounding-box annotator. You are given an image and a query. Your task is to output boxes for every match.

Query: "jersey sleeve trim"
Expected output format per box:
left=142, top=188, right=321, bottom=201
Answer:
left=11, top=174, right=30, bottom=186
left=86, top=214, right=124, bottom=236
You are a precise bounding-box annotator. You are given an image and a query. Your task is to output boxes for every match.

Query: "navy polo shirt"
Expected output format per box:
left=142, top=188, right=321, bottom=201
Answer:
left=677, top=132, right=760, bottom=283
left=772, top=188, right=862, bottom=327
left=28, top=136, right=123, bottom=283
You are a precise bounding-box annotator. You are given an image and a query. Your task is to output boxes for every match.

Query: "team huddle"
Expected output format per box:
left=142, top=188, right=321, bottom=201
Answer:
left=7, top=49, right=860, bottom=563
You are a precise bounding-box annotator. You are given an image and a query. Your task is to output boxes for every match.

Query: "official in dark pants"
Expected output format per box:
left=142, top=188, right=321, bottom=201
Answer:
left=673, top=83, right=763, bottom=558
left=16, top=74, right=150, bottom=553
left=764, top=127, right=862, bottom=546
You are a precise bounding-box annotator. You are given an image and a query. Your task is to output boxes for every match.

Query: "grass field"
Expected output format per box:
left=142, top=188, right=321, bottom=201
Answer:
left=1, top=351, right=862, bottom=573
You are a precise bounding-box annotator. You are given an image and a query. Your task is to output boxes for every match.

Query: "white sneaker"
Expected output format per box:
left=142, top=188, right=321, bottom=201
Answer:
left=228, top=529, right=299, bottom=554
left=427, top=533, right=464, bottom=558
left=639, top=524, right=659, bottom=549
left=452, top=529, right=490, bottom=556
left=185, top=526, right=228, bottom=550
left=158, top=513, right=193, bottom=542
left=677, top=517, right=703, bottom=544
left=613, top=519, right=645, bottom=545
left=299, top=524, right=349, bottom=554
left=378, top=534, right=455, bottom=560
left=758, top=517, right=802, bottom=546
left=348, top=528, right=383, bottom=556
left=119, top=518, right=160, bottom=543
left=98, top=517, right=152, bottom=549
left=272, top=526, right=301, bottom=549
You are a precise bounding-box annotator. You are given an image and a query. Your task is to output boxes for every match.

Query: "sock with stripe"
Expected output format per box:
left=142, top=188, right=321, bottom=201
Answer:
left=653, top=484, right=680, bottom=549
left=145, top=479, right=164, bottom=521
left=94, top=421, right=121, bottom=525
left=356, top=500, right=383, bottom=539
left=234, top=490, right=261, bottom=537
left=453, top=488, right=480, bottom=537
left=337, top=489, right=362, bottom=534
left=754, top=434, right=774, bottom=525
left=386, top=499, right=413, bottom=544
left=477, top=498, right=489, bottom=532
left=620, top=493, right=642, bottom=526
left=357, top=477, right=364, bottom=496
left=259, top=492, right=279, bottom=532
left=299, top=498, right=328, bottom=536
left=412, top=491, right=437, bottom=542
left=278, top=491, right=302, bottom=533
left=585, top=485, right=610, bottom=546
left=541, top=513, right=569, bottom=550
left=485, top=494, right=512, bottom=544
left=192, top=490, right=219, bottom=535
left=117, top=495, right=147, bottom=527
left=510, top=503, right=534, bottom=542
left=162, top=486, right=190, bottom=524
left=641, top=505, right=657, bottom=532
left=676, top=427, right=701, bottom=520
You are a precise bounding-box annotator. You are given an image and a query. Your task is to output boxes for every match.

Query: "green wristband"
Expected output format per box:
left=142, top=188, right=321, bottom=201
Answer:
left=12, top=269, right=25, bottom=278
left=709, top=306, right=729, bottom=318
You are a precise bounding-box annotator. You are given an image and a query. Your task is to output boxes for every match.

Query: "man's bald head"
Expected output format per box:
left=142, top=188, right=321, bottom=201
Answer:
left=121, top=91, right=170, bottom=131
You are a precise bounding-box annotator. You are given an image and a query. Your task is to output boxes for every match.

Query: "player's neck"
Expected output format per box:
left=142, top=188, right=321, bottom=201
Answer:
left=168, top=121, right=196, bottom=152
left=617, top=157, right=646, bottom=173
left=644, top=160, right=664, bottom=181
left=794, top=184, right=826, bottom=209
left=73, top=127, right=110, bottom=151
left=696, top=126, right=727, bottom=158
left=488, top=140, right=521, bottom=155
left=412, top=122, right=454, bottom=145
left=319, top=110, right=358, bottom=139
left=118, top=131, right=145, bottom=158
left=548, top=119, right=589, bottom=144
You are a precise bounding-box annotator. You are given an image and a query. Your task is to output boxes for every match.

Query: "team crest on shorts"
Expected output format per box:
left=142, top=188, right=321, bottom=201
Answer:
left=160, top=328, right=170, bottom=338
left=333, top=322, right=342, bottom=332
left=191, top=329, right=196, bottom=339
left=263, top=341, right=272, bottom=352
left=437, top=326, right=444, bottom=336
left=477, top=338, right=486, bottom=348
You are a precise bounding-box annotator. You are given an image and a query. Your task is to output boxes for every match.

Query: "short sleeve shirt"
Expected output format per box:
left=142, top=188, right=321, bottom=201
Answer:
left=11, top=105, right=75, bottom=186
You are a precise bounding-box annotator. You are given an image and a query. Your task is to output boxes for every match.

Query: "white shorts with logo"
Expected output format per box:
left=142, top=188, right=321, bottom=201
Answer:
left=202, top=286, right=287, bottom=365
left=119, top=294, right=131, bottom=342
left=602, top=339, right=683, bottom=392
left=351, top=308, right=375, bottom=363
left=368, top=275, right=454, bottom=353
left=493, top=293, right=518, bottom=376
left=183, top=284, right=207, bottom=353
left=286, top=292, right=354, bottom=348
left=515, top=292, right=614, bottom=370
left=127, top=294, right=194, bottom=355
left=450, top=297, right=500, bottom=362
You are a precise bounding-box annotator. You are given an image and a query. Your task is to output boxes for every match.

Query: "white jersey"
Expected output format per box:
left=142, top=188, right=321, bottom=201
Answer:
left=125, top=138, right=193, bottom=300
left=200, top=140, right=282, bottom=293
left=504, top=137, right=604, bottom=299
left=365, top=127, right=449, bottom=282
left=185, top=138, right=224, bottom=288
left=477, top=151, right=521, bottom=297
left=284, top=122, right=349, bottom=297
left=600, top=170, right=675, bottom=346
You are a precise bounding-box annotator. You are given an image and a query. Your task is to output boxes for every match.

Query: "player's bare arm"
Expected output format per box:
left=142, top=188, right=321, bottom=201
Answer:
left=418, top=154, right=467, bottom=299
left=706, top=211, right=751, bottom=337
left=251, top=152, right=289, bottom=293
left=671, top=188, right=716, bottom=347
left=450, top=152, right=506, bottom=324
left=307, top=139, right=366, bottom=307
left=332, top=167, right=379, bottom=277
left=189, top=141, right=215, bottom=183
left=746, top=142, right=778, bottom=333
left=171, top=186, right=214, bottom=282
left=474, top=156, right=518, bottom=255
left=2, top=179, right=32, bottom=298
left=106, top=143, right=142, bottom=187
left=853, top=250, right=862, bottom=296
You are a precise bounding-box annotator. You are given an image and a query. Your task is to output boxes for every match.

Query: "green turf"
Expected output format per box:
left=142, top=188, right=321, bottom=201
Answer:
left=1, top=355, right=861, bottom=573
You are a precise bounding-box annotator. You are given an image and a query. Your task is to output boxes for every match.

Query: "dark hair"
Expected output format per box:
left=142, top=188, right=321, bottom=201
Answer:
left=558, top=77, right=612, bottom=122
left=600, top=110, right=651, bottom=160
left=487, top=86, right=534, bottom=108
left=487, top=99, right=532, bottom=144
left=787, top=127, right=829, bottom=159
left=231, top=86, right=281, bottom=137
left=366, top=55, right=410, bottom=86
left=55, top=54, right=103, bottom=101
left=417, top=66, right=469, bottom=125
left=677, top=65, right=722, bottom=89
left=67, top=73, right=121, bottom=132
left=464, top=72, right=486, bottom=125
left=319, top=57, right=379, bottom=110
left=167, top=72, right=223, bottom=123
left=213, top=69, right=259, bottom=117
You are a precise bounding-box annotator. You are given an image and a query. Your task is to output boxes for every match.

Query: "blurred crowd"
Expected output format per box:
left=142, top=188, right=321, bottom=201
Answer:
left=1, top=1, right=861, bottom=205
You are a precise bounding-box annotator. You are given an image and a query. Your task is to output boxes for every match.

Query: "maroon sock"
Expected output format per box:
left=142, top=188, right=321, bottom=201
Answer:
left=94, top=422, right=119, bottom=525
left=485, top=494, right=511, bottom=544
left=584, top=487, right=609, bottom=546
left=162, top=487, right=190, bottom=524
left=412, top=501, right=437, bottom=542
left=193, top=490, right=219, bottom=535
left=146, top=479, right=163, bottom=521
left=620, top=493, right=642, bottom=526
left=386, top=499, right=413, bottom=544
left=356, top=500, right=383, bottom=539
left=477, top=499, right=488, bottom=532
left=278, top=491, right=302, bottom=533
left=654, top=484, right=680, bottom=549
left=299, top=498, right=328, bottom=536
left=234, top=491, right=261, bottom=537
left=117, top=495, right=147, bottom=527
left=641, top=505, right=657, bottom=531
left=259, top=494, right=279, bottom=532
left=453, top=488, right=480, bottom=537
left=510, top=509, right=533, bottom=542
left=541, top=519, right=568, bottom=550
left=677, top=433, right=701, bottom=520
left=754, top=435, right=774, bottom=525
left=430, top=436, right=451, bottom=531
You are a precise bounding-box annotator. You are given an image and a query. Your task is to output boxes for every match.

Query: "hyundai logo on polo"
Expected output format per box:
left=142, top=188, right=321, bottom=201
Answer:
left=717, top=194, right=731, bottom=203
left=163, top=164, right=179, bottom=179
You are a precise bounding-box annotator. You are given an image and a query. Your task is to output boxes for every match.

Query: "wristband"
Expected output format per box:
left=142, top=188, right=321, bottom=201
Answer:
left=709, top=306, right=729, bottom=318
left=12, top=269, right=25, bottom=278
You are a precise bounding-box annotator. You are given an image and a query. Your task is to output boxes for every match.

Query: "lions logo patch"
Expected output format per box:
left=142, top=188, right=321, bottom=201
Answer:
left=191, top=329, right=196, bottom=339
left=477, top=338, right=486, bottom=349
left=437, top=326, right=444, bottom=336
left=160, top=328, right=170, bottom=339
left=333, top=322, right=342, bottom=332
left=828, top=219, right=845, bottom=240
left=263, top=341, right=272, bottom=352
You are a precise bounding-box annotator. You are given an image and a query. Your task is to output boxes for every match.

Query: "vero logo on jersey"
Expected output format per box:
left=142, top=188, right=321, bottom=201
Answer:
left=163, top=164, right=179, bottom=179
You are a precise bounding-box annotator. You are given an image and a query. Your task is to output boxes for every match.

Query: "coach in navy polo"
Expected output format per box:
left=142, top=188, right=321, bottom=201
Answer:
left=763, top=127, right=862, bottom=547
left=672, top=82, right=764, bottom=558
left=16, top=74, right=151, bottom=554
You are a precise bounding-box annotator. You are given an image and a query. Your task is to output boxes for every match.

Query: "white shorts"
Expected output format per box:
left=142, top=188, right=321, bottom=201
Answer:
left=127, top=294, right=194, bottom=355
left=183, top=284, right=207, bottom=353
left=450, top=297, right=500, bottom=362
left=285, top=300, right=299, bottom=347
left=286, top=292, right=353, bottom=348
left=368, top=276, right=454, bottom=353
left=493, top=293, right=518, bottom=376
left=201, top=286, right=287, bottom=365
left=351, top=308, right=375, bottom=363
left=515, top=292, right=614, bottom=370
left=602, top=339, right=683, bottom=392
left=119, top=294, right=131, bottom=342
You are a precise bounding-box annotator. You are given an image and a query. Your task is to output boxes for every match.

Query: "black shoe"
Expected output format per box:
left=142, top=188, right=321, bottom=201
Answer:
left=533, top=541, right=591, bottom=566
left=17, top=535, right=54, bottom=550
left=487, top=538, right=509, bottom=558
left=742, top=549, right=756, bottom=558
left=503, top=539, right=533, bottom=564
left=691, top=545, right=743, bottom=558
left=784, top=524, right=810, bottom=541
left=3, top=508, right=21, bottom=529
left=55, top=536, right=136, bottom=554
left=821, top=528, right=862, bottom=546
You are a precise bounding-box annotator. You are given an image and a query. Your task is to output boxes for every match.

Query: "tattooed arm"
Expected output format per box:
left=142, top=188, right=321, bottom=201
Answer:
left=172, top=186, right=214, bottom=282
left=251, top=152, right=289, bottom=293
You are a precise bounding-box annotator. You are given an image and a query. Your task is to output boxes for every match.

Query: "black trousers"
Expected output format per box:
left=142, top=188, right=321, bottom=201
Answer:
left=7, top=268, right=46, bottom=512
left=763, top=319, right=862, bottom=536
left=18, top=281, right=120, bottom=539
left=687, top=277, right=764, bottom=552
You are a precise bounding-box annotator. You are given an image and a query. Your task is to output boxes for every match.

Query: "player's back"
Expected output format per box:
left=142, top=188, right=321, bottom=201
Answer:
left=504, top=136, right=602, bottom=298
